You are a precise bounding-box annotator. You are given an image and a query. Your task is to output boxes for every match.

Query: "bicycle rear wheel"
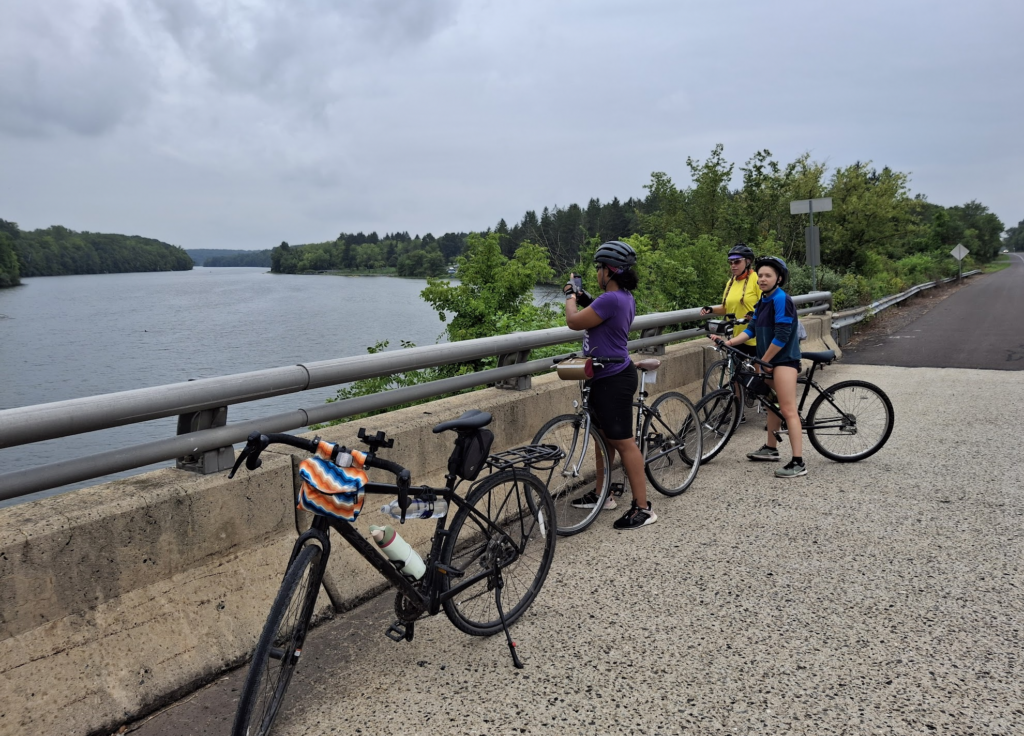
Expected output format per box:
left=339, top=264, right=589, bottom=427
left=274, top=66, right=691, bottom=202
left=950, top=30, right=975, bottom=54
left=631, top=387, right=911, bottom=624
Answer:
left=532, top=414, right=611, bottom=536
left=806, top=380, right=894, bottom=462
left=441, top=470, right=557, bottom=636
left=692, top=389, right=740, bottom=463
left=232, top=543, right=325, bottom=736
left=642, top=391, right=702, bottom=496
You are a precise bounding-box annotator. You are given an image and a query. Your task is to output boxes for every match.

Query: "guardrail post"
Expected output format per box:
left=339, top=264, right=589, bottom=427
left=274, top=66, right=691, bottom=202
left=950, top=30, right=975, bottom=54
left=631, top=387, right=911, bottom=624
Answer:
left=175, top=406, right=235, bottom=473
left=494, top=350, right=532, bottom=390
left=637, top=327, right=666, bottom=355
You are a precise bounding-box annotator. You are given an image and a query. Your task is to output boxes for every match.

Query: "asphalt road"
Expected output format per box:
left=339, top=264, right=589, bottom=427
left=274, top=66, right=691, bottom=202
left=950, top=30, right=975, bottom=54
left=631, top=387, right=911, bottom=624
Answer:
left=844, top=254, right=1024, bottom=370
left=123, top=362, right=1024, bottom=736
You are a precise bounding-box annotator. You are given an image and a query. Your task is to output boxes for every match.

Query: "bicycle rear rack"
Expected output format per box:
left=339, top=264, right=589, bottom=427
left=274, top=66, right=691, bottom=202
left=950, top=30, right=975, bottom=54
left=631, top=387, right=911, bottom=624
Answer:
left=486, top=444, right=564, bottom=472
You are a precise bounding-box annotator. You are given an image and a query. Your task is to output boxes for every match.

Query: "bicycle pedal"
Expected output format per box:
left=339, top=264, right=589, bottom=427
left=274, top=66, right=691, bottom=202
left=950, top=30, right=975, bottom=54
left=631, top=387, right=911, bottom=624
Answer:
left=434, top=563, right=465, bottom=578
left=385, top=620, right=415, bottom=642
left=610, top=482, right=626, bottom=497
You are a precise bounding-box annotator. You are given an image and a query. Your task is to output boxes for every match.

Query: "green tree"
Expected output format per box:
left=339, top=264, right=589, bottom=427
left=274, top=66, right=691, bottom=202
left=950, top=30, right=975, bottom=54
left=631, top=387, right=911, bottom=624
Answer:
left=420, top=232, right=558, bottom=345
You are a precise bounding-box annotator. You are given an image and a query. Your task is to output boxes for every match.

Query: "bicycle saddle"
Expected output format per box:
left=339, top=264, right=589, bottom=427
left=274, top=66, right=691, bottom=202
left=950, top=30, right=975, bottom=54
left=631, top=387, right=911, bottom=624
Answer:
left=635, top=358, right=661, bottom=372
left=801, top=350, right=835, bottom=364
left=432, top=409, right=493, bottom=434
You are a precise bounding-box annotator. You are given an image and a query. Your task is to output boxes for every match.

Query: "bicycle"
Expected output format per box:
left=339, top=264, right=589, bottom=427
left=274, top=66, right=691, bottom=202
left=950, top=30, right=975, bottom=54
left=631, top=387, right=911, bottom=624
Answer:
left=228, top=410, right=559, bottom=736
left=697, top=341, right=895, bottom=463
left=701, top=314, right=753, bottom=399
left=532, top=355, right=702, bottom=536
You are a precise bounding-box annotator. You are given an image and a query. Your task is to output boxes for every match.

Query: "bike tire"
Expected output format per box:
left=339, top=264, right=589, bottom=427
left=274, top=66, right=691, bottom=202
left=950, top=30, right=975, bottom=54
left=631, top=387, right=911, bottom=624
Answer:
left=692, top=389, right=740, bottom=463
left=642, top=391, right=702, bottom=496
left=232, top=543, right=325, bottom=736
left=806, top=380, right=894, bottom=462
left=532, top=414, right=611, bottom=536
left=702, top=359, right=730, bottom=396
left=441, top=469, right=557, bottom=636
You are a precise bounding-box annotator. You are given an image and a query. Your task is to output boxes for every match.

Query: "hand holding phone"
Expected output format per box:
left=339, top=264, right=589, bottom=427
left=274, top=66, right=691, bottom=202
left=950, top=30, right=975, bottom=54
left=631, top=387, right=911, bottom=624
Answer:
left=569, top=272, right=582, bottom=293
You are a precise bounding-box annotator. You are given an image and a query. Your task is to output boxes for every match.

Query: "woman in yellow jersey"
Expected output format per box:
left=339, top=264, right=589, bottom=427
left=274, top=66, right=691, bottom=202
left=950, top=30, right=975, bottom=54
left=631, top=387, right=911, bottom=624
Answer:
left=700, top=244, right=762, bottom=420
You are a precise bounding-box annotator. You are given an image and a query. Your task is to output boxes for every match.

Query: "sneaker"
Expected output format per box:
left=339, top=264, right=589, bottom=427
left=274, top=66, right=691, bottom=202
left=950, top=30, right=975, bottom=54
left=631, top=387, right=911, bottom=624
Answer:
left=747, top=444, right=780, bottom=461
left=571, top=490, right=617, bottom=510
left=775, top=459, right=808, bottom=478
left=613, top=501, right=657, bottom=530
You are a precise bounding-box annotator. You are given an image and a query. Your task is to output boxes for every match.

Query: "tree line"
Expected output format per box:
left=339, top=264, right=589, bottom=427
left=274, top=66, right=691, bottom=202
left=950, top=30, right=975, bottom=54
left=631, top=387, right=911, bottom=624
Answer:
left=0, top=219, right=192, bottom=286
left=270, top=231, right=468, bottom=277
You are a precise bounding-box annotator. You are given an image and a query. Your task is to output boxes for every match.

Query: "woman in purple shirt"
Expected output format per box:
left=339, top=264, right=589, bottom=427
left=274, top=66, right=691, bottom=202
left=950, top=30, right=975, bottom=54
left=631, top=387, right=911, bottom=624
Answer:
left=563, top=241, right=655, bottom=530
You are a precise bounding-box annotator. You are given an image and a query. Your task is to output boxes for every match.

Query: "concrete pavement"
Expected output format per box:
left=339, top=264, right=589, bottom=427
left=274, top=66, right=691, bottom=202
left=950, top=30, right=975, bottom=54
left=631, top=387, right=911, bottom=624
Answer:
left=129, top=362, right=1024, bottom=736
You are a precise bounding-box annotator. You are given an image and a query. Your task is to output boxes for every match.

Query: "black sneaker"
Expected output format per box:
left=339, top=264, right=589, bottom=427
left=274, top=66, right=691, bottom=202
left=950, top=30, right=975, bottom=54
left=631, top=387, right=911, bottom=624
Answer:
left=613, top=501, right=657, bottom=530
left=775, top=459, right=808, bottom=478
left=571, top=490, right=616, bottom=510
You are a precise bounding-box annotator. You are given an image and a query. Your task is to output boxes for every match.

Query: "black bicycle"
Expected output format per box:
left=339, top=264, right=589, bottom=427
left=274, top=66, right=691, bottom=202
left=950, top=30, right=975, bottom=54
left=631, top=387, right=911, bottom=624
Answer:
left=532, top=355, right=702, bottom=535
left=228, top=410, right=558, bottom=736
left=697, top=341, right=895, bottom=462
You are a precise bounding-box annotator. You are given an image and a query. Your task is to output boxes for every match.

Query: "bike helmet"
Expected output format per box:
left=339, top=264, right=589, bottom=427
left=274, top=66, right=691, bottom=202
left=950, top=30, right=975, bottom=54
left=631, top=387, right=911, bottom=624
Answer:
left=728, top=243, right=755, bottom=262
left=754, top=255, right=788, bottom=288
left=593, top=240, right=637, bottom=272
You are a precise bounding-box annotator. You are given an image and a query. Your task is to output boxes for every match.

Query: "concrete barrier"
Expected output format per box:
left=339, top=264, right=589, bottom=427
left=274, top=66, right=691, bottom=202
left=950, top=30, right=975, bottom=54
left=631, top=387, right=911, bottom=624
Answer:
left=0, top=317, right=831, bottom=736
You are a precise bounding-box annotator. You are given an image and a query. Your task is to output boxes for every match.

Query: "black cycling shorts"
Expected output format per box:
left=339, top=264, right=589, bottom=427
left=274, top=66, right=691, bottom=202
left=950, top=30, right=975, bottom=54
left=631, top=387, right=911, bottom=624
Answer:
left=587, top=368, right=638, bottom=441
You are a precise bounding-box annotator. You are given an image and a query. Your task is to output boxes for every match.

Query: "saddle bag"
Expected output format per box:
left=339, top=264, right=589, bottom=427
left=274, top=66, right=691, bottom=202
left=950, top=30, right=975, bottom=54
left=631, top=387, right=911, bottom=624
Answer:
left=447, top=428, right=495, bottom=481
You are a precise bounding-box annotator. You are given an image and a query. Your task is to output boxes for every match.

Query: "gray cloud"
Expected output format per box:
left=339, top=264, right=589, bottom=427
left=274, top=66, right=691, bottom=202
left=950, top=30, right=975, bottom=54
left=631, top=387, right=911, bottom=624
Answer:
left=1, top=0, right=1022, bottom=248
left=0, top=1, right=158, bottom=136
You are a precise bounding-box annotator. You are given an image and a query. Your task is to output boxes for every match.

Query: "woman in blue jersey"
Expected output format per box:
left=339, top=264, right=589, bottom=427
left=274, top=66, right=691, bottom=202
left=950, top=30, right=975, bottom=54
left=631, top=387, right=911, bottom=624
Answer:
left=709, top=256, right=806, bottom=477
left=563, top=241, right=655, bottom=529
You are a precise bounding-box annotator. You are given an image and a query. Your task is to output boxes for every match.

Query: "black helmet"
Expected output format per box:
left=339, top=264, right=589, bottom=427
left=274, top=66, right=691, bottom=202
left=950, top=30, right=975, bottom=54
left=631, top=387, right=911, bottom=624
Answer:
left=754, top=255, right=789, bottom=288
left=594, top=240, right=637, bottom=271
left=728, top=243, right=755, bottom=261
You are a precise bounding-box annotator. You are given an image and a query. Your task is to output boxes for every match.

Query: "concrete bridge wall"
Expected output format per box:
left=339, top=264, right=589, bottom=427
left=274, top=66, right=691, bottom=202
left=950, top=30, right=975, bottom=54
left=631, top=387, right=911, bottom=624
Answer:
left=0, top=316, right=836, bottom=736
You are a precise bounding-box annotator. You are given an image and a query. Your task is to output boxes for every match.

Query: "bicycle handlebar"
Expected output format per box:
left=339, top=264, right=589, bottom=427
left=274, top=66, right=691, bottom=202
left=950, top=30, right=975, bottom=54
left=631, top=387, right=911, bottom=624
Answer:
left=229, top=431, right=411, bottom=492
left=708, top=339, right=774, bottom=370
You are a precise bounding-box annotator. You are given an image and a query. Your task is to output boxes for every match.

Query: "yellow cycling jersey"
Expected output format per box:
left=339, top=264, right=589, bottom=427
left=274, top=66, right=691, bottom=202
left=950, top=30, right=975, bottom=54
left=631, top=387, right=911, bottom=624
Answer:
left=722, top=272, right=762, bottom=346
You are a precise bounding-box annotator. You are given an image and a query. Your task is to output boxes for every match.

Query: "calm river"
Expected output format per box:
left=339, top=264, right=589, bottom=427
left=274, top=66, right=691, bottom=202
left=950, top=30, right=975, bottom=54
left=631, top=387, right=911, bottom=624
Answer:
left=0, top=268, right=562, bottom=507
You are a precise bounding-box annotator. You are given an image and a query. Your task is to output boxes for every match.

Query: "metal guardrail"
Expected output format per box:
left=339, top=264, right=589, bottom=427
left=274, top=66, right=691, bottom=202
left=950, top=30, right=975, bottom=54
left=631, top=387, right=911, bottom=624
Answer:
left=0, top=292, right=833, bottom=501
left=831, top=271, right=981, bottom=330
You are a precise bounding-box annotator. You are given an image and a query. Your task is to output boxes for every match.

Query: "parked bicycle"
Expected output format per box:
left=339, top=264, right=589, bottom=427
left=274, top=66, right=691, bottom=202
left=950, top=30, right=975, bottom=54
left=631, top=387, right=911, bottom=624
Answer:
left=701, top=314, right=753, bottom=398
left=228, top=410, right=558, bottom=736
left=532, top=355, right=702, bottom=536
left=696, top=341, right=894, bottom=463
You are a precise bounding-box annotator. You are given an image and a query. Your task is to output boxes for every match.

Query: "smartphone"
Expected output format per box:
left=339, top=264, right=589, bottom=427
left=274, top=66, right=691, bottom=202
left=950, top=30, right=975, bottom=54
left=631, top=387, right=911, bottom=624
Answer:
left=569, top=272, right=582, bottom=292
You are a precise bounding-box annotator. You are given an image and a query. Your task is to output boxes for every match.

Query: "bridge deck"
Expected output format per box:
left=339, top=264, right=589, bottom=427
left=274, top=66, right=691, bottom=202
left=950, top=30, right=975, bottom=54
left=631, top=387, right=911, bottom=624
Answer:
left=130, top=362, right=1024, bottom=735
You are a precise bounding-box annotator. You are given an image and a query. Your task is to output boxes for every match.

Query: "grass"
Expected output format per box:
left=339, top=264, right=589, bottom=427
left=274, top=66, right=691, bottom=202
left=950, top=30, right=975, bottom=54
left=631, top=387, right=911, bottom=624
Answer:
left=981, top=254, right=1013, bottom=273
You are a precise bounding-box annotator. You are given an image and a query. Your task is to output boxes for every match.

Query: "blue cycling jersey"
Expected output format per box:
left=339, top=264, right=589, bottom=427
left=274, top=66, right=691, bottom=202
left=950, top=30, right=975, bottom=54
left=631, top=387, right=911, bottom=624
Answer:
left=740, top=287, right=801, bottom=364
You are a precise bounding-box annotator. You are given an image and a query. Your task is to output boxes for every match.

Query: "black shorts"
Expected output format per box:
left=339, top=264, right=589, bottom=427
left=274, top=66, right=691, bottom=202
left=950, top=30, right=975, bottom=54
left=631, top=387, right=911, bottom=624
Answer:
left=587, top=368, right=638, bottom=441
left=770, top=359, right=801, bottom=371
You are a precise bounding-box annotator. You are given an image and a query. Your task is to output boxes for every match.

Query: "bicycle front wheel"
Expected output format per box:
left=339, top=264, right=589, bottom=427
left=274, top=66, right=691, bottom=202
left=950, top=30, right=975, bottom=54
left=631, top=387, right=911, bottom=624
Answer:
left=693, top=389, right=740, bottom=463
left=232, top=543, right=325, bottom=736
left=642, top=391, right=702, bottom=496
left=702, top=359, right=730, bottom=395
left=441, top=470, right=557, bottom=636
left=806, top=380, right=894, bottom=462
left=532, top=414, right=611, bottom=536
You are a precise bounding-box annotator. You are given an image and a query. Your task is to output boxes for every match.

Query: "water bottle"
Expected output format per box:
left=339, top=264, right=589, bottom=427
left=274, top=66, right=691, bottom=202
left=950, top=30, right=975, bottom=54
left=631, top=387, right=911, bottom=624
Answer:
left=380, top=498, right=448, bottom=520
left=368, top=525, right=426, bottom=580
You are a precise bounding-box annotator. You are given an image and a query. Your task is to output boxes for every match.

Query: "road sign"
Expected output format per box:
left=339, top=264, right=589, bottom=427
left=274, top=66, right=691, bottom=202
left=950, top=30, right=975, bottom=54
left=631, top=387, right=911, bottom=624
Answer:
left=790, top=198, right=833, bottom=215
left=805, top=226, right=821, bottom=267
left=950, top=244, right=969, bottom=261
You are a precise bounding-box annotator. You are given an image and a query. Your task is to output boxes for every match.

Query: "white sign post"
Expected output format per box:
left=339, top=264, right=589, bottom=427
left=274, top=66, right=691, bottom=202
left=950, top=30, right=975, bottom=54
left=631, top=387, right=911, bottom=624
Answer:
left=790, top=198, right=833, bottom=290
left=950, top=243, right=969, bottom=282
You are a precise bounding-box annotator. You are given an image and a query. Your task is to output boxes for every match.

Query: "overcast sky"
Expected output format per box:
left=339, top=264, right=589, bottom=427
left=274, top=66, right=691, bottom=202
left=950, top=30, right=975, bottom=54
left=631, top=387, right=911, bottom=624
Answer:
left=2, top=0, right=1021, bottom=251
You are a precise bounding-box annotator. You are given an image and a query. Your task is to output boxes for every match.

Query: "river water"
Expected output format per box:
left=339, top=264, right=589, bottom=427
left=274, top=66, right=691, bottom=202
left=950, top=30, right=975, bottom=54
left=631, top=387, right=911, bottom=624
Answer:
left=0, top=268, right=563, bottom=507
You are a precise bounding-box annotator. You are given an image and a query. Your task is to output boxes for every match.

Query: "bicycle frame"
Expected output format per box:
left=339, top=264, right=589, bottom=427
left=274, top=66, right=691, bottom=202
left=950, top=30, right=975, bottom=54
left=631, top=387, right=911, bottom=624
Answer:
left=733, top=354, right=843, bottom=433
left=286, top=472, right=535, bottom=625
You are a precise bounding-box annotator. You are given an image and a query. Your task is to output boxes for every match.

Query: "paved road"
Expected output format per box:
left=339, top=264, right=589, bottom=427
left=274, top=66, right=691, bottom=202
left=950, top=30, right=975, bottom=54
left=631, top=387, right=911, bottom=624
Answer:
left=127, top=363, right=1024, bottom=736
left=844, top=254, right=1024, bottom=369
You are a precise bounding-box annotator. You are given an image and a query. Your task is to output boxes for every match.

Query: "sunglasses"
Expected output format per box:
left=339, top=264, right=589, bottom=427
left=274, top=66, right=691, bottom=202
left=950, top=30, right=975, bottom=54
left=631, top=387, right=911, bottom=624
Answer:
left=728, top=258, right=745, bottom=264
